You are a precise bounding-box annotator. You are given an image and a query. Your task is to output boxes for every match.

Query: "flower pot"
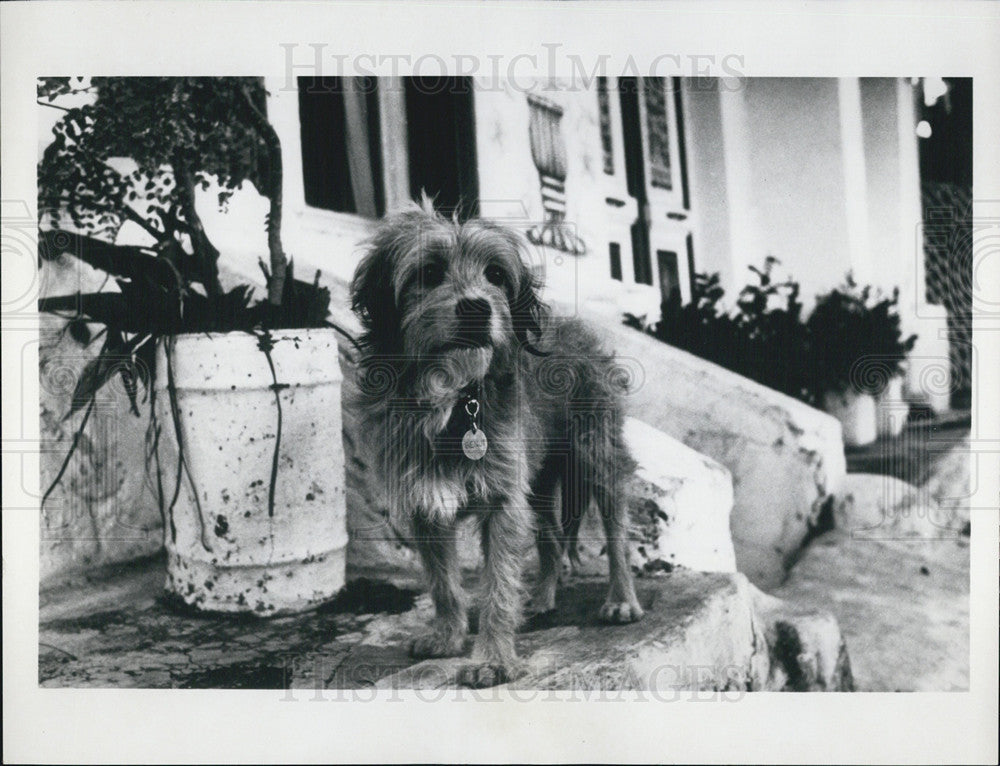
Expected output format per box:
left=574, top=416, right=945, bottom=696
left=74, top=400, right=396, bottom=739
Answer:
left=875, top=374, right=909, bottom=438
left=823, top=388, right=877, bottom=447
left=154, top=328, right=346, bottom=615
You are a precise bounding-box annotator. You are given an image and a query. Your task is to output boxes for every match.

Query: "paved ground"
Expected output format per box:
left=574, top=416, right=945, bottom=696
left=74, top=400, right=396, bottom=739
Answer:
left=38, top=410, right=971, bottom=692
left=773, top=531, right=969, bottom=691
left=39, top=558, right=422, bottom=689
left=779, top=410, right=972, bottom=691
left=39, top=557, right=852, bottom=692
left=845, top=410, right=970, bottom=488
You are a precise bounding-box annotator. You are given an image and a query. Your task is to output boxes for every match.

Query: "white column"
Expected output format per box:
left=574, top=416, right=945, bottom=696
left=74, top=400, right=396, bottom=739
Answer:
left=897, top=78, right=951, bottom=411
left=717, top=82, right=759, bottom=294
left=838, top=78, right=872, bottom=285
left=377, top=76, right=410, bottom=212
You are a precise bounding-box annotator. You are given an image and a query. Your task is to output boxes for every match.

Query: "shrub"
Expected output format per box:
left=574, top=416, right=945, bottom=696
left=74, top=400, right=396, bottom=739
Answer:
left=626, top=258, right=813, bottom=404
left=806, top=274, right=917, bottom=398
left=624, top=263, right=916, bottom=408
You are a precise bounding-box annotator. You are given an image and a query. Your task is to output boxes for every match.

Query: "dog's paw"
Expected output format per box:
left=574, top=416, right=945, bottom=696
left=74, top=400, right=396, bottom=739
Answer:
left=525, top=585, right=557, bottom=616
left=598, top=599, right=645, bottom=624
left=456, top=660, right=527, bottom=688
left=524, top=599, right=556, bottom=619
left=409, top=631, right=466, bottom=659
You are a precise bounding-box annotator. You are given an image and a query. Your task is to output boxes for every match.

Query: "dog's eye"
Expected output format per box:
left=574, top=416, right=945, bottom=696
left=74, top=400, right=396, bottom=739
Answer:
left=484, top=264, right=506, bottom=287
left=417, top=262, right=444, bottom=288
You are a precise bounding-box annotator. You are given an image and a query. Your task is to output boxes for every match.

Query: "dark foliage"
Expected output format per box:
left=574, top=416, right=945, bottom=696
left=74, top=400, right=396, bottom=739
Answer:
left=37, top=77, right=337, bottom=420
left=626, top=258, right=813, bottom=404
left=732, top=258, right=812, bottom=402
left=37, top=77, right=347, bottom=511
left=625, top=261, right=917, bottom=406
left=38, top=77, right=268, bottom=242
left=806, top=274, right=917, bottom=397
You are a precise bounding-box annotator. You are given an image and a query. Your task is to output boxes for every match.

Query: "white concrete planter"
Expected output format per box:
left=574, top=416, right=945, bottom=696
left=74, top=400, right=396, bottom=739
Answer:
left=154, top=328, right=346, bottom=615
left=822, top=388, right=877, bottom=447
left=875, top=375, right=910, bottom=438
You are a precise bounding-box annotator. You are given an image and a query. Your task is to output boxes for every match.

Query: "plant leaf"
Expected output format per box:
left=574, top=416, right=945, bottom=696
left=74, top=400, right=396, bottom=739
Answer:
left=39, top=230, right=179, bottom=289
left=67, top=353, right=111, bottom=418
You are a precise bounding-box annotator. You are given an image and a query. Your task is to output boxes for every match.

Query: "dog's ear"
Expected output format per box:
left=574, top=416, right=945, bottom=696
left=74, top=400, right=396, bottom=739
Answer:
left=509, top=238, right=550, bottom=356
left=351, top=236, right=398, bottom=352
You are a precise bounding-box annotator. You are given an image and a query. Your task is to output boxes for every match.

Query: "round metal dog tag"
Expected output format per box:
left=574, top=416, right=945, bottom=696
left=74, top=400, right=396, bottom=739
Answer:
left=462, top=428, right=488, bottom=460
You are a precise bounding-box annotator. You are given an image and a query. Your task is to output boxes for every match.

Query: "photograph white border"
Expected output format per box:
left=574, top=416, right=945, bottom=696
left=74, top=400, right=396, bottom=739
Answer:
left=3, top=1, right=998, bottom=763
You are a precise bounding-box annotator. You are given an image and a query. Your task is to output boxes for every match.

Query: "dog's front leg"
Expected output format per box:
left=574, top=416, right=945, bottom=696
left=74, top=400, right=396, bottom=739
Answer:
left=458, top=499, right=532, bottom=688
left=410, top=515, right=469, bottom=659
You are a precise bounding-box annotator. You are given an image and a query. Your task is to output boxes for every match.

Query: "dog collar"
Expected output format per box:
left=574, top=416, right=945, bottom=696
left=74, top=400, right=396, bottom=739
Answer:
left=460, top=382, right=488, bottom=460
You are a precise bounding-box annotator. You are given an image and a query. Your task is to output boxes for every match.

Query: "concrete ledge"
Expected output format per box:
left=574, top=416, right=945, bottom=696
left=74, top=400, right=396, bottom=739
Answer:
left=567, top=311, right=847, bottom=589
left=373, top=572, right=851, bottom=692
left=39, top=288, right=162, bottom=585
left=572, top=417, right=736, bottom=576
left=39, top=558, right=852, bottom=692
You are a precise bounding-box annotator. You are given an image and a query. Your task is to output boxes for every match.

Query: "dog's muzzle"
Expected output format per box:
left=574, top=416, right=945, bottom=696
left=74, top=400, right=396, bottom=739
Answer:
left=453, top=297, right=493, bottom=347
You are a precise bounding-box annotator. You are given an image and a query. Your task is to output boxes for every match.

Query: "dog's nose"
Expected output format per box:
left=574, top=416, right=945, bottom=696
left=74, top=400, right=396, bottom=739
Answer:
left=455, top=297, right=492, bottom=321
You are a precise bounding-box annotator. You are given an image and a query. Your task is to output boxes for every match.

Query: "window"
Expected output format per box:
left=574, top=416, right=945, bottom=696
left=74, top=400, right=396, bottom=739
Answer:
left=644, top=77, right=673, bottom=191
left=405, top=77, right=479, bottom=220
left=597, top=77, right=615, bottom=175
left=656, top=249, right=681, bottom=312
left=609, top=242, right=623, bottom=281
left=297, top=76, right=384, bottom=217
left=630, top=225, right=653, bottom=285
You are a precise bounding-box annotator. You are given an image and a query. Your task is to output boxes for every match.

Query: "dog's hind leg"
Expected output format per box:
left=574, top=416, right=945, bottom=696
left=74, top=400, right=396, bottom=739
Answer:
left=410, top=515, right=469, bottom=659
left=528, top=466, right=563, bottom=614
left=458, top=499, right=532, bottom=688
left=595, top=478, right=644, bottom=623
left=560, top=464, right=587, bottom=578
left=572, top=411, right=643, bottom=624
left=531, top=512, right=561, bottom=614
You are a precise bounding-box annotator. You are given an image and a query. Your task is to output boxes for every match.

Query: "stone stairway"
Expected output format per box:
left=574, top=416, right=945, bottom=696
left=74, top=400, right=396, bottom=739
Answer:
left=38, top=400, right=853, bottom=691
left=373, top=573, right=851, bottom=693
left=38, top=266, right=854, bottom=692
left=346, top=413, right=852, bottom=693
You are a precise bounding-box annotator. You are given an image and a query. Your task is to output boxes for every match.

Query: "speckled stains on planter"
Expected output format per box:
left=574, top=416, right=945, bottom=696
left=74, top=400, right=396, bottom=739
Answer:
left=154, top=328, right=346, bottom=615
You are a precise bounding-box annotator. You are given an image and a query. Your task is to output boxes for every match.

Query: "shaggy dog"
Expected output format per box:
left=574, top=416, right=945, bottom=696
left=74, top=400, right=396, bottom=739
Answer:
left=350, top=204, right=643, bottom=687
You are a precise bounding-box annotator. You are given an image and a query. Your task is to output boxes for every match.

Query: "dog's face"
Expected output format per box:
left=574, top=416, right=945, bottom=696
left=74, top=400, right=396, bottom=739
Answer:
left=352, top=206, right=545, bottom=387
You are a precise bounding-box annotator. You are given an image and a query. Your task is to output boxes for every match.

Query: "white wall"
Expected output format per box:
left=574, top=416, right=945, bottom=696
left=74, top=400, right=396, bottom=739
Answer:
left=859, top=78, right=951, bottom=410
left=692, top=78, right=855, bottom=307
left=473, top=80, right=664, bottom=319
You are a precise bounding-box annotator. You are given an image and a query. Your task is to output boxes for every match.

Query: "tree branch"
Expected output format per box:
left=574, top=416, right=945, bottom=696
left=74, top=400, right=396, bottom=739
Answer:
left=241, top=81, right=286, bottom=306
left=37, top=99, right=71, bottom=112
left=122, top=205, right=168, bottom=243
left=172, top=152, right=223, bottom=297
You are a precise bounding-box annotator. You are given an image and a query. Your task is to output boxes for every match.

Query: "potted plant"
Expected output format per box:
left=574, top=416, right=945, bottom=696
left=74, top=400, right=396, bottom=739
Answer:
left=806, top=274, right=917, bottom=445
left=731, top=257, right=813, bottom=404
left=37, top=77, right=350, bottom=614
left=625, top=258, right=814, bottom=406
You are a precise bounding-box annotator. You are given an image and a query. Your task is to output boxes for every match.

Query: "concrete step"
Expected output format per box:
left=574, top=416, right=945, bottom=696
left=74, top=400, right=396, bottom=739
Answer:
left=772, top=471, right=971, bottom=691
left=571, top=311, right=847, bottom=590
left=38, top=558, right=851, bottom=692
left=371, top=572, right=851, bottom=692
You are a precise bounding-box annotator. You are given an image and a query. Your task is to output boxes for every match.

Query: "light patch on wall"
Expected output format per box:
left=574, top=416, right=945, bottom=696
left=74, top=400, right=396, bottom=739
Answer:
left=916, top=120, right=933, bottom=139
left=921, top=77, right=949, bottom=107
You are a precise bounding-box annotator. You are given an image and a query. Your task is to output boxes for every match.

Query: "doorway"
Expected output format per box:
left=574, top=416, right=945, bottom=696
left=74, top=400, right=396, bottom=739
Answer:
left=404, top=77, right=480, bottom=221
left=617, top=76, right=693, bottom=306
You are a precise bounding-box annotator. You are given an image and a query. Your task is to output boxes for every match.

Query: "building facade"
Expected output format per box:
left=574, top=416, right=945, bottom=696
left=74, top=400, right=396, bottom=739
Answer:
left=257, top=75, right=951, bottom=409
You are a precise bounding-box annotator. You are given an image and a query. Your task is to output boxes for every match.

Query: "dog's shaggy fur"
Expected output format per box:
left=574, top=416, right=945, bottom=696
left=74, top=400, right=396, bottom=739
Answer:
left=350, top=203, right=643, bottom=687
